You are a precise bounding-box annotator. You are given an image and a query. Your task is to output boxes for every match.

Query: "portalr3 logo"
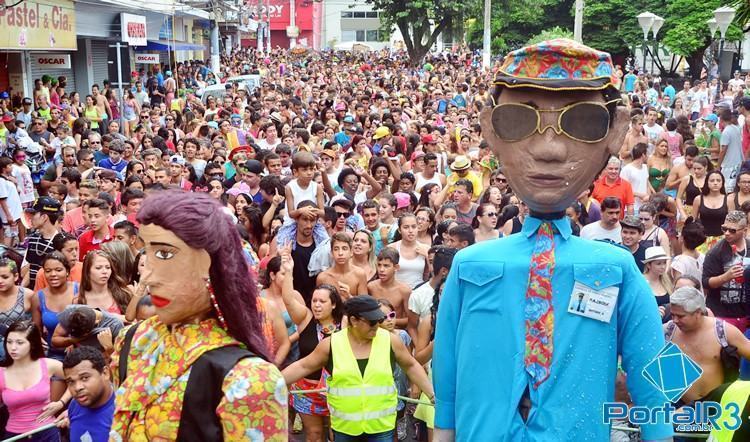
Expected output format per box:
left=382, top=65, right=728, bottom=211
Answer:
left=603, top=342, right=742, bottom=432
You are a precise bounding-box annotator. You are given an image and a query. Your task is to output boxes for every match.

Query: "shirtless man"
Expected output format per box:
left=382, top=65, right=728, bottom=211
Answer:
left=92, top=84, right=112, bottom=122
left=315, top=232, right=368, bottom=301
left=665, top=145, right=698, bottom=191
left=367, top=248, right=411, bottom=329
left=666, top=286, right=750, bottom=404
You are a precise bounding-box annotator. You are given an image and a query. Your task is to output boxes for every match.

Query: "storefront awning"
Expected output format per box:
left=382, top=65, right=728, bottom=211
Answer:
left=138, top=40, right=205, bottom=51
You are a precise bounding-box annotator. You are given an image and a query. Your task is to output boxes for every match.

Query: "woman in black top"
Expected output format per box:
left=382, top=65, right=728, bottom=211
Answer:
left=288, top=283, right=343, bottom=442
left=677, top=156, right=708, bottom=219
left=693, top=170, right=729, bottom=252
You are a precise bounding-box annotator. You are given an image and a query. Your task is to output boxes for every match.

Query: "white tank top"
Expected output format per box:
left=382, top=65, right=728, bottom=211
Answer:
left=395, top=242, right=426, bottom=289
left=285, top=179, right=318, bottom=222
left=415, top=172, right=443, bottom=192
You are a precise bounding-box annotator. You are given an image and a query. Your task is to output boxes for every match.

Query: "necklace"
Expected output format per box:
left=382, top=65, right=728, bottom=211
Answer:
left=316, top=321, right=339, bottom=341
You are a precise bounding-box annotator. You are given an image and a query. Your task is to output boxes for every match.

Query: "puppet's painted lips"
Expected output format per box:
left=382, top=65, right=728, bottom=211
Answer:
left=528, top=174, right=563, bottom=186
left=151, top=295, right=171, bottom=308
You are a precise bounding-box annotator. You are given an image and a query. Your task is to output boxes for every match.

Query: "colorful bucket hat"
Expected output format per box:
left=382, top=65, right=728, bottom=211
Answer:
left=494, top=39, right=618, bottom=92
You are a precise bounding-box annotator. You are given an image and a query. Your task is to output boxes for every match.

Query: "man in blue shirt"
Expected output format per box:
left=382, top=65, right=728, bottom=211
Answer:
left=433, top=39, right=673, bottom=442
left=60, top=346, right=115, bottom=441
left=623, top=69, right=638, bottom=93
left=663, top=79, right=676, bottom=105
left=97, top=138, right=128, bottom=180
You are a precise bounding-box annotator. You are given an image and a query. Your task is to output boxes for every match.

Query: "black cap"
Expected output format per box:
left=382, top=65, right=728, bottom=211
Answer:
left=242, top=159, right=264, bottom=175
left=740, top=96, right=750, bottom=111
left=25, top=196, right=62, bottom=215
left=345, top=295, right=386, bottom=321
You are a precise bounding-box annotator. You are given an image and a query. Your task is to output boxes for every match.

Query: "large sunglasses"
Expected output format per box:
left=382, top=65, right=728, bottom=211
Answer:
left=491, top=99, right=620, bottom=143
left=365, top=317, right=385, bottom=327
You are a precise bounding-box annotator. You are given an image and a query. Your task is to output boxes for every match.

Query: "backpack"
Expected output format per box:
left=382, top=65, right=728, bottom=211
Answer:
left=118, top=322, right=255, bottom=441
left=665, top=319, right=740, bottom=383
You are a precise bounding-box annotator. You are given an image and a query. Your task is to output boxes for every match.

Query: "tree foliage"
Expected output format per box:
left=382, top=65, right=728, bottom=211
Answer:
left=527, top=26, right=574, bottom=45
left=662, top=0, right=743, bottom=77
left=582, top=0, right=666, bottom=55
left=464, top=0, right=574, bottom=54
left=727, top=0, right=750, bottom=32
left=363, top=0, right=472, bottom=64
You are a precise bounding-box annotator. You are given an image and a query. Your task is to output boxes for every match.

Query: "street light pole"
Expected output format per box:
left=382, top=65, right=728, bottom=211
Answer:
left=650, top=15, right=664, bottom=75
left=637, top=12, right=655, bottom=74
left=573, top=0, right=583, bottom=43
left=482, top=0, right=491, bottom=68
left=714, top=6, right=736, bottom=81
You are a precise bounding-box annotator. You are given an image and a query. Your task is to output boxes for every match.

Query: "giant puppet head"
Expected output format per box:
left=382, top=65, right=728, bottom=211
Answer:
left=480, top=39, right=629, bottom=214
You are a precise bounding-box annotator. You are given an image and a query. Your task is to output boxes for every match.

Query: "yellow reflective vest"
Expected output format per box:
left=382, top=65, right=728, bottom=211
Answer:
left=709, top=380, right=750, bottom=442
left=327, top=327, right=398, bottom=436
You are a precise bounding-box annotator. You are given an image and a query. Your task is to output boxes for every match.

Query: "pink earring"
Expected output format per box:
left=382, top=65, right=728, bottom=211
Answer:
left=205, top=277, right=227, bottom=329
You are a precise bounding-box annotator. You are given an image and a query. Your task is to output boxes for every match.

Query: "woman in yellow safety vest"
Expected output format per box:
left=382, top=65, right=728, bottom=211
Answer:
left=283, top=295, right=434, bottom=441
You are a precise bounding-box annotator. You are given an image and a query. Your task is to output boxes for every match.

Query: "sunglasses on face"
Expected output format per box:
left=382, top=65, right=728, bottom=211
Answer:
left=336, top=212, right=351, bottom=218
left=385, top=311, right=397, bottom=320
left=494, top=178, right=507, bottom=183
left=362, top=317, right=385, bottom=327
left=484, top=212, right=498, bottom=217
left=722, top=226, right=742, bottom=234
left=491, top=99, right=619, bottom=143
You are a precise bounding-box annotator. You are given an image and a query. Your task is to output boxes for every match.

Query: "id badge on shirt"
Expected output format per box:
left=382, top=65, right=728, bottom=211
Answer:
left=567, top=281, right=619, bottom=323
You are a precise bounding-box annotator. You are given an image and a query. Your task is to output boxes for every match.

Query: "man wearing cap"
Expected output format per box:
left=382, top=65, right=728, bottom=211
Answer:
left=282, top=295, right=434, bottom=441
left=233, top=159, right=264, bottom=204
left=22, top=196, right=61, bottom=288
left=168, top=155, right=192, bottom=191
left=433, top=39, right=672, bottom=441
left=621, top=215, right=647, bottom=272
left=335, top=116, right=356, bottom=147
left=16, top=98, right=33, bottom=128
left=2, top=112, right=28, bottom=152
left=372, top=126, right=391, bottom=153
left=442, top=155, right=482, bottom=201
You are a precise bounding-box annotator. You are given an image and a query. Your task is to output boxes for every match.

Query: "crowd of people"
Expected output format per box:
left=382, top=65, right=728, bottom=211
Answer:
left=0, top=43, right=750, bottom=440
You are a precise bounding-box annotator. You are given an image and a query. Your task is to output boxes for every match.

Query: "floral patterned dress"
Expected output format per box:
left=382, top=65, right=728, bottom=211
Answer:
left=109, top=316, right=287, bottom=441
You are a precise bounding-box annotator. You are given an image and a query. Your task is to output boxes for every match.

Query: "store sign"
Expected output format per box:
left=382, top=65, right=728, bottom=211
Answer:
left=135, top=53, right=159, bottom=64
left=0, top=0, right=76, bottom=50
left=33, top=53, right=71, bottom=69
left=121, top=13, right=147, bottom=46
left=249, top=0, right=313, bottom=31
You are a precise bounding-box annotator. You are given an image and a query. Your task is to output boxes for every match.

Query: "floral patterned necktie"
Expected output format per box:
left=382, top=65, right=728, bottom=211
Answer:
left=524, top=222, right=556, bottom=389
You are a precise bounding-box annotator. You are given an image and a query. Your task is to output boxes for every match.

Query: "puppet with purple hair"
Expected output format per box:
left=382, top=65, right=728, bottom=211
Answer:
left=110, top=190, right=288, bottom=440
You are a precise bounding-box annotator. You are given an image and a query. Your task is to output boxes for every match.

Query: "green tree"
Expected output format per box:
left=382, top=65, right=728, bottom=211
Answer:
left=363, top=0, right=472, bottom=65
left=527, top=26, right=574, bottom=45
left=465, top=0, right=573, bottom=54
left=662, top=0, right=743, bottom=78
left=727, top=0, right=750, bottom=32
left=582, top=0, right=666, bottom=56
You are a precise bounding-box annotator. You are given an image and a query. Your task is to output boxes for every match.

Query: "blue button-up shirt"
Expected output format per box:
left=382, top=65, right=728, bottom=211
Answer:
left=433, top=216, right=673, bottom=441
